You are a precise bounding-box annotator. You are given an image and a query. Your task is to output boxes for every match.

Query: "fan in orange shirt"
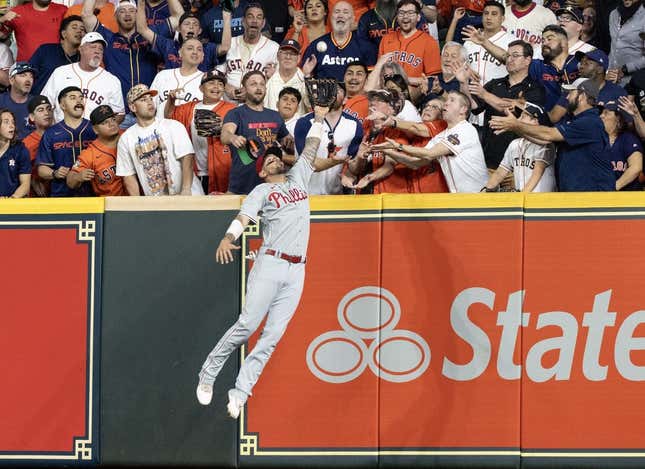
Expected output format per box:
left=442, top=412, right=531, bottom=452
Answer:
left=166, top=70, right=236, bottom=194
left=285, top=0, right=330, bottom=54
left=24, top=96, right=54, bottom=197
left=68, top=105, right=125, bottom=196
left=342, top=61, right=369, bottom=122
left=378, top=0, right=440, bottom=81
left=66, top=0, right=118, bottom=33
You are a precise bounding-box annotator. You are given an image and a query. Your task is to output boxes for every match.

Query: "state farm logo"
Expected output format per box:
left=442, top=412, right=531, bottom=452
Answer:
left=306, top=286, right=430, bottom=383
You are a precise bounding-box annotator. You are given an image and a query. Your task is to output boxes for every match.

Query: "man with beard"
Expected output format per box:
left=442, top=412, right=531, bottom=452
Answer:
left=500, top=0, right=556, bottom=59
left=462, top=40, right=544, bottom=174
left=30, top=16, right=84, bottom=95
left=218, top=3, right=279, bottom=102
left=196, top=105, right=341, bottom=420
left=151, top=38, right=206, bottom=119
left=295, top=79, right=362, bottom=194
left=490, top=79, right=614, bottom=192
left=201, top=0, right=270, bottom=49
left=136, top=4, right=231, bottom=72
left=371, top=90, right=488, bottom=192
left=0, top=63, right=36, bottom=139
left=23, top=95, right=54, bottom=197
left=264, top=39, right=308, bottom=116
left=36, top=86, right=97, bottom=197
left=166, top=70, right=237, bottom=194
left=42, top=32, right=125, bottom=123
left=343, top=61, right=369, bottom=122
left=117, top=84, right=203, bottom=196
left=221, top=70, right=290, bottom=194
left=300, top=1, right=373, bottom=81
left=83, top=0, right=163, bottom=127
left=0, top=0, right=67, bottom=62
left=67, top=105, right=125, bottom=196
left=378, top=0, right=441, bottom=82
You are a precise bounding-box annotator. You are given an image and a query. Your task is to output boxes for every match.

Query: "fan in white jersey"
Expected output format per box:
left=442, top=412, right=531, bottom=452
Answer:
left=555, top=6, right=595, bottom=55
left=371, top=90, right=488, bottom=193
left=501, top=0, right=557, bottom=59
left=42, top=32, right=124, bottom=123
left=216, top=3, right=279, bottom=101
left=150, top=38, right=205, bottom=119
left=483, top=102, right=556, bottom=192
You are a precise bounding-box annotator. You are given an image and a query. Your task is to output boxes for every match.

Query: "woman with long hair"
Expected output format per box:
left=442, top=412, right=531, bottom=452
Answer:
left=0, top=109, right=31, bottom=198
left=285, top=0, right=330, bottom=53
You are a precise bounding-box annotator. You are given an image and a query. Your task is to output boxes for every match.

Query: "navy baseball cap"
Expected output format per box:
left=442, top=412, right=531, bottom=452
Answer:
left=575, top=49, right=609, bottom=72
left=179, top=11, right=199, bottom=24
left=27, top=95, right=51, bottom=113
left=201, top=70, right=227, bottom=85
left=90, top=105, right=115, bottom=125
left=9, top=62, right=35, bottom=78
left=598, top=100, right=633, bottom=122
left=556, top=6, right=583, bottom=24
left=58, top=86, right=83, bottom=102
left=280, top=39, right=301, bottom=54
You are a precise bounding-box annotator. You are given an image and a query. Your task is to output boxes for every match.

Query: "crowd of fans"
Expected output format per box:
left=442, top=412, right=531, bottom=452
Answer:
left=0, top=0, right=643, bottom=197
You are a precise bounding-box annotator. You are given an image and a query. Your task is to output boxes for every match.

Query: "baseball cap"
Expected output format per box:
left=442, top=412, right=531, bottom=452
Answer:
left=201, top=70, right=227, bottom=86
left=574, top=49, right=609, bottom=72
left=556, top=6, right=583, bottom=23
left=280, top=39, right=301, bottom=54
left=115, top=0, right=137, bottom=10
left=561, top=77, right=600, bottom=100
left=255, top=143, right=283, bottom=175
left=58, top=85, right=83, bottom=102
left=90, top=105, right=115, bottom=125
left=27, top=95, right=51, bottom=114
left=179, top=11, right=199, bottom=24
left=366, top=89, right=394, bottom=105
left=598, top=100, right=633, bottom=122
left=80, top=31, right=107, bottom=47
left=127, top=84, right=158, bottom=104
left=522, top=101, right=545, bottom=120
left=9, top=62, right=35, bottom=78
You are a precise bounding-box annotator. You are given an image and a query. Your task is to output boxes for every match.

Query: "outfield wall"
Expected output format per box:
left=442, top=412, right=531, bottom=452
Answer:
left=1, top=194, right=644, bottom=468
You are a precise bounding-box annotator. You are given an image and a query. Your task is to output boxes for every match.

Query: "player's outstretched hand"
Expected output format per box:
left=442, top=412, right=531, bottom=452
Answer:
left=216, top=237, right=241, bottom=264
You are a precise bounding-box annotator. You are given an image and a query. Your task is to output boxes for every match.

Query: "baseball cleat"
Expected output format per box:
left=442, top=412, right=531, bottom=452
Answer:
left=196, top=383, right=213, bottom=405
left=227, top=389, right=244, bottom=419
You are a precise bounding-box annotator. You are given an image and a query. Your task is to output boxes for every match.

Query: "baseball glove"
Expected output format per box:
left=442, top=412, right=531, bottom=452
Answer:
left=221, top=0, right=234, bottom=12
left=305, top=78, right=338, bottom=108
left=194, top=108, right=223, bottom=137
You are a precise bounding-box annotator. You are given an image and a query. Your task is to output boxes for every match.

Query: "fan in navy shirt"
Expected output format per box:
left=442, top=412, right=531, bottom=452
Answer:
left=0, top=110, right=31, bottom=198
left=490, top=79, right=614, bottom=191
left=35, top=86, right=97, bottom=197
left=30, top=16, right=83, bottom=96
left=0, top=62, right=36, bottom=140
left=201, top=0, right=269, bottom=55
left=145, top=0, right=170, bottom=26
left=221, top=71, right=289, bottom=194
left=301, top=1, right=374, bottom=81
left=575, top=49, right=626, bottom=105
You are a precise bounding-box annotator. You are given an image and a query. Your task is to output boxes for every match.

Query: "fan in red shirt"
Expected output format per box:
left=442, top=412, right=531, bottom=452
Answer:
left=0, top=0, right=67, bottom=62
left=23, top=95, right=54, bottom=197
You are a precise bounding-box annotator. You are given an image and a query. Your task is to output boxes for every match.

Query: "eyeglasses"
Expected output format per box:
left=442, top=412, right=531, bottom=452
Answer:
left=557, top=15, right=575, bottom=23
left=397, top=10, right=418, bottom=17
left=507, top=52, right=527, bottom=59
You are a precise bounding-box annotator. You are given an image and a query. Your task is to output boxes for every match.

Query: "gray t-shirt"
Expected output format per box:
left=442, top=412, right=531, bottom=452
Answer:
left=240, top=156, right=315, bottom=257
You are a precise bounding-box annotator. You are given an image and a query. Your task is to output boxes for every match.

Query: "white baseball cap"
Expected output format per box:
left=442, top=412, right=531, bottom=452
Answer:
left=80, top=32, right=107, bottom=47
left=115, top=0, right=137, bottom=11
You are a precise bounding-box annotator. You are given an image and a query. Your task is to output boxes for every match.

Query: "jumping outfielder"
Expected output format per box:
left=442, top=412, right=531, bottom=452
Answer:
left=196, top=82, right=343, bottom=418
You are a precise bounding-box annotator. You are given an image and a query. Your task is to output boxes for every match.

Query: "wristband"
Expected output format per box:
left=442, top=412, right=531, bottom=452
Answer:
left=226, top=219, right=244, bottom=241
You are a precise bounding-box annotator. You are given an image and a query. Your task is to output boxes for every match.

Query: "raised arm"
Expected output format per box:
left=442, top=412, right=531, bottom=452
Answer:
left=364, top=52, right=395, bottom=92
left=166, top=0, right=184, bottom=31
left=371, top=137, right=453, bottom=161
left=462, top=25, right=508, bottom=64
left=217, top=10, right=232, bottom=56
left=81, top=0, right=99, bottom=32
left=136, top=0, right=155, bottom=43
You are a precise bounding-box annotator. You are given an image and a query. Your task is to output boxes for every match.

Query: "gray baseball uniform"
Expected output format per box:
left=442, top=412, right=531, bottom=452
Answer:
left=198, top=155, right=315, bottom=400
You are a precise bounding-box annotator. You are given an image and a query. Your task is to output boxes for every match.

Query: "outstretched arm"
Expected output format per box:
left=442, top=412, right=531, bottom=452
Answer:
left=136, top=0, right=155, bottom=43
left=81, top=0, right=99, bottom=32
left=216, top=214, right=252, bottom=264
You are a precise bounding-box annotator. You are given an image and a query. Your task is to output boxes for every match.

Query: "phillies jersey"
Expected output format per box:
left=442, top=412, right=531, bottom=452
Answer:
left=217, top=35, right=279, bottom=88
left=300, top=32, right=374, bottom=82
left=41, top=63, right=125, bottom=123
left=502, top=4, right=557, bottom=59
left=35, top=119, right=96, bottom=197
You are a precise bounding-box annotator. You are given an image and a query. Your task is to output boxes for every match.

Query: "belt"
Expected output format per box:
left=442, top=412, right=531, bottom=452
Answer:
left=265, top=249, right=306, bottom=264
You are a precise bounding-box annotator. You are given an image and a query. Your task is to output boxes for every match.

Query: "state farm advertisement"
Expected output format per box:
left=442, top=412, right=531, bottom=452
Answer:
left=242, top=213, right=645, bottom=456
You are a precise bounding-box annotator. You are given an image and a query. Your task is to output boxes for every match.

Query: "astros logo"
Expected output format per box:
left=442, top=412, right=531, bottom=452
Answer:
left=306, top=286, right=430, bottom=383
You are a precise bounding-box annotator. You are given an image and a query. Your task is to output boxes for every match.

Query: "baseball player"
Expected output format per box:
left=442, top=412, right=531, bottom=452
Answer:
left=36, top=86, right=97, bottom=197
left=67, top=105, right=125, bottom=196
left=41, top=32, right=125, bottom=123
left=196, top=101, right=346, bottom=419
left=483, top=102, right=556, bottom=192
left=217, top=3, right=279, bottom=101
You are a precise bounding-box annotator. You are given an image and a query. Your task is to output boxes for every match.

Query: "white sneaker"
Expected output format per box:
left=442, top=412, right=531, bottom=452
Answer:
left=196, top=383, right=213, bottom=405
left=226, top=389, right=244, bottom=419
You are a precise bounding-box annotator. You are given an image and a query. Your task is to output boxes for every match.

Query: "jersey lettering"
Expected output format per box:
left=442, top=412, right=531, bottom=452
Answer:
left=267, top=187, right=308, bottom=209
left=321, top=55, right=359, bottom=66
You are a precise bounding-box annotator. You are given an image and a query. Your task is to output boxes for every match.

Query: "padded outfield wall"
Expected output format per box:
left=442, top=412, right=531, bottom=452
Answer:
left=0, top=194, right=644, bottom=468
